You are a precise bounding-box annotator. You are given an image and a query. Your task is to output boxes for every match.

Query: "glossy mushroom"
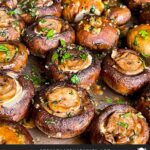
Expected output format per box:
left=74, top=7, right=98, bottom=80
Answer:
left=33, top=82, right=94, bottom=138
left=76, top=15, right=119, bottom=52
left=91, top=105, right=149, bottom=144
left=102, top=49, right=150, bottom=95
left=0, top=119, right=33, bottom=144
left=19, top=0, right=62, bottom=24
left=62, top=0, right=104, bottom=22
left=0, top=7, right=25, bottom=42
left=45, top=44, right=101, bottom=89
left=23, top=16, right=75, bottom=58
left=0, top=72, right=35, bottom=122
left=127, top=24, right=150, bottom=57
left=104, top=5, right=131, bottom=26
left=0, top=41, right=28, bottom=72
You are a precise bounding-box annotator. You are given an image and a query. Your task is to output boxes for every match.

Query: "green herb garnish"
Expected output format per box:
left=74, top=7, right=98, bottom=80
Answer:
left=61, top=52, right=71, bottom=62
left=121, top=112, right=131, bottom=118
left=137, top=112, right=144, bottom=118
left=105, top=98, right=113, bottom=104
left=52, top=52, right=58, bottom=62
left=46, top=29, right=55, bottom=39
left=116, top=99, right=125, bottom=104
left=45, top=119, right=56, bottom=125
left=90, top=6, right=96, bottom=13
left=60, top=39, right=66, bottom=47
left=139, top=30, right=149, bottom=40
left=117, top=122, right=129, bottom=129
left=71, top=75, right=80, bottom=84
left=80, top=53, right=87, bottom=61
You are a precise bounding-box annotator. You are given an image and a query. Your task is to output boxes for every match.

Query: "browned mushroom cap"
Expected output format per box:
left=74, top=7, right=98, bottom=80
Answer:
left=102, top=49, right=150, bottom=95
left=76, top=15, right=119, bottom=52
left=0, top=41, right=28, bottom=72
left=136, top=85, right=150, bottom=123
left=104, top=5, right=131, bottom=26
left=45, top=44, right=101, bottom=89
left=0, top=7, right=25, bottom=42
left=0, top=0, right=18, bottom=9
left=0, top=72, right=35, bottom=122
left=19, top=0, right=62, bottom=24
left=0, top=118, right=33, bottom=144
left=140, top=3, right=150, bottom=24
left=33, top=82, right=94, bottom=138
left=62, top=0, right=104, bottom=22
left=91, top=105, right=149, bottom=144
left=127, top=24, right=150, bottom=57
left=23, top=16, right=75, bottom=58
left=125, top=0, right=150, bottom=9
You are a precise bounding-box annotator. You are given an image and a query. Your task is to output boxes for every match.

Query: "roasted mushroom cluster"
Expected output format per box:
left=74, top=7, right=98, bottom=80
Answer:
left=0, top=0, right=150, bottom=145
left=45, top=44, right=101, bottom=89
left=23, top=16, right=75, bottom=58
left=33, top=82, right=94, bottom=138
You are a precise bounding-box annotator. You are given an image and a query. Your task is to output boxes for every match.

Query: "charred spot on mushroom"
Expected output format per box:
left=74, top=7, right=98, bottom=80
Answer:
left=91, top=105, right=149, bottom=144
left=33, top=82, right=94, bottom=138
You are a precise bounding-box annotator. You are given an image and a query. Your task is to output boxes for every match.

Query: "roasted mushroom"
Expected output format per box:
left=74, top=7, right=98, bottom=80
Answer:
left=0, top=72, right=35, bottom=122
left=91, top=105, right=149, bottom=144
left=0, top=7, right=25, bottom=42
left=102, top=49, right=150, bottom=95
left=127, top=24, right=150, bottom=57
left=19, top=0, right=62, bottom=24
left=104, top=5, right=131, bottom=26
left=33, top=82, right=94, bottom=138
left=0, top=119, right=33, bottom=144
left=136, top=85, right=150, bottom=123
left=76, top=15, right=119, bottom=52
left=0, top=41, right=28, bottom=72
left=0, top=0, right=18, bottom=9
left=45, top=44, right=101, bottom=89
left=62, top=0, right=104, bottom=22
left=23, top=16, right=75, bottom=58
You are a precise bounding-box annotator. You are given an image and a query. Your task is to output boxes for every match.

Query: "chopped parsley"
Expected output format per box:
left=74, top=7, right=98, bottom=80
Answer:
left=60, top=39, right=66, bottom=47
left=105, top=98, right=113, bottom=104
left=46, top=29, right=55, bottom=39
left=45, top=119, right=56, bottom=125
left=137, top=112, right=144, bottom=118
left=71, top=75, right=80, bottom=84
left=117, top=122, right=129, bottom=129
left=7, top=9, right=19, bottom=15
left=139, top=30, right=149, bottom=40
left=116, top=99, right=125, bottom=104
left=77, top=45, right=83, bottom=51
left=0, top=45, right=12, bottom=62
left=61, top=52, right=72, bottom=62
left=120, top=112, right=132, bottom=118
left=52, top=52, right=58, bottom=62
left=80, top=53, right=87, bottom=61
